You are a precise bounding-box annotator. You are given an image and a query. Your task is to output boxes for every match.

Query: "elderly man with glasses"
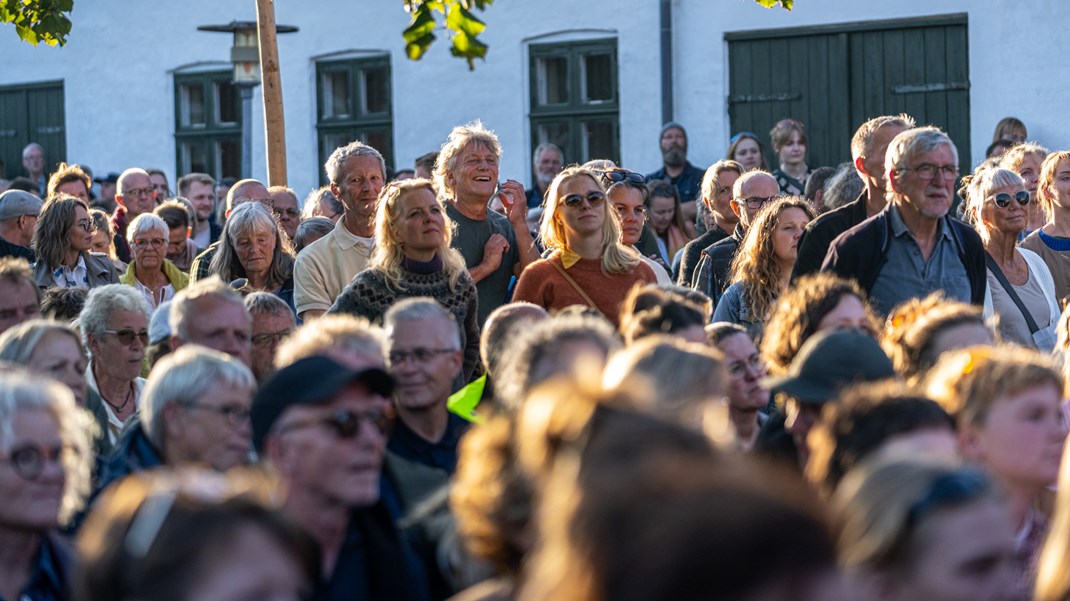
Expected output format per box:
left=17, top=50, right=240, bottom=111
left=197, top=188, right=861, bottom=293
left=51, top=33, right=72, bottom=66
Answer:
left=690, top=170, right=780, bottom=304
left=111, top=168, right=159, bottom=263
left=822, top=127, right=986, bottom=316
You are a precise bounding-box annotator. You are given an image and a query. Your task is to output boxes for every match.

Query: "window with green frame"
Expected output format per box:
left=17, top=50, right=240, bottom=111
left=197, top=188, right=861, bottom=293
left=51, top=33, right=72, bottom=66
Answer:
left=316, top=56, right=394, bottom=184
left=174, top=71, right=242, bottom=181
left=529, top=39, right=619, bottom=169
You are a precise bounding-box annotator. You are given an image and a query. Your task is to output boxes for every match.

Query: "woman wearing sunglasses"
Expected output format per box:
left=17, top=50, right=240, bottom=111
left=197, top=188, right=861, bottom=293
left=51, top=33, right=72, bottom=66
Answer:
left=30, top=193, right=119, bottom=293
left=0, top=369, right=94, bottom=601
left=965, top=166, right=1058, bottom=350
left=120, top=213, right=189, bottom=311
left=513, top=167, right=656, bottom=326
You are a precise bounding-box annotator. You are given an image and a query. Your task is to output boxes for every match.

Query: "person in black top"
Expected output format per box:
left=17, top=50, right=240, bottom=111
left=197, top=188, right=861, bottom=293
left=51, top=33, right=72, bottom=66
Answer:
left=0, top=189, right=41, bottom=262
left=675, top=160, right=743, bottom=285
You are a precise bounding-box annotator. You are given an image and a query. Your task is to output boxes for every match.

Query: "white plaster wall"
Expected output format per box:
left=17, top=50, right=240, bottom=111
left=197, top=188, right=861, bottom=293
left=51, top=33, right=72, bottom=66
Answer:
left=0, top=1, right=1065, bottom=197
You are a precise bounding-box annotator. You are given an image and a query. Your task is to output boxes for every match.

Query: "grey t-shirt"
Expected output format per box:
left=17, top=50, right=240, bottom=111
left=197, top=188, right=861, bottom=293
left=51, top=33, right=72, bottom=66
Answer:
left=987, top=267, right=1052, bottom=349
left=446, top=202, right=519, bottom=324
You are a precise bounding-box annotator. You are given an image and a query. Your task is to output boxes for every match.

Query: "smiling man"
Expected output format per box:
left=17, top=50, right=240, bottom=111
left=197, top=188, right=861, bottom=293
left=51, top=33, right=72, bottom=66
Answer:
left=822, top=127, right=986, bottom=315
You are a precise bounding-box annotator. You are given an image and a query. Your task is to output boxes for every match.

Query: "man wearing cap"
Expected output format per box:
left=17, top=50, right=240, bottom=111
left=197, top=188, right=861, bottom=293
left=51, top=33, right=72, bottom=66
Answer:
left=646, top=122, right=704, bottom=225
left=0, top=189, right=42, bottom=261
left=760, top=329, right=896, bottom=468
left=384, top=298, right=469, bottom=475
left=252, top=356, right=432, bottom=601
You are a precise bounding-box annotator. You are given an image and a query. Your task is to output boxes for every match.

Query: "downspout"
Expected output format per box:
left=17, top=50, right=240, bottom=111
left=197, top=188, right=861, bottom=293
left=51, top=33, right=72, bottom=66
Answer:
left=659, top=0, right=673, bottom=124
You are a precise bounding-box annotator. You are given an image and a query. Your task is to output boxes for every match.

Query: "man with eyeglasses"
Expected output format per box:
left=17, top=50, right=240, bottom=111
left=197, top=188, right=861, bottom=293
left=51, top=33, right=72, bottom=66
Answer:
left=245, top=291, right=295, bottom=382
left=792, top=115, right=915, bottom=281
left=823, top=127, right=986, bottom=316
left=97, top=345, right=257, bottom=495
left=675, top=160, right=743, bottom=286
left=268, top=185, right=302, bottom=241
left=111, top=168, right=158, bottom=263
left=253, top=355, right=433, bottom=601
left=189, top=179, right=273, bottom=283
left=691, top=170, right=780, bottom=303
left=383, top=298, right=469, bottom=475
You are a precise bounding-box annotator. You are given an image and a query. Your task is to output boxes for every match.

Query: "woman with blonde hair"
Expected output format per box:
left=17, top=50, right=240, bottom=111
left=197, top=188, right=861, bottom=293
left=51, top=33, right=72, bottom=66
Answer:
left=1001, top=142, right=1049, bottom=235
left=712, top=196, right=814, bottom=339
left=208, top=201, right=296, bottom=313
left=964, top=165, right=1058, bottom=350
left=513, top=167, right=656, bottom=325
left=329, top=178, right=479, bottom=370
left=882, top=293, right=996, bottom=380
left=1022, top=150, right=1070, bottom=302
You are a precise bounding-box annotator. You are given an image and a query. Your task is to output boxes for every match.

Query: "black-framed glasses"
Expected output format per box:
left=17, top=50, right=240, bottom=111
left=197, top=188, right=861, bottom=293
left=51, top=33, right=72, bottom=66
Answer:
left=0, top=444, right=68, bottom=480
left=123, top=187, right=155, bottom=198
left=181, top=402, right=251, bottom=428
left=252, top=329, right=293, bottom=349
left=388, top=347, right=458, bottom=365
left=272, top=207, right=301, bottom=219
left=990, top=190, right=1030, bottom=208
left=75, top=219, right=95, bottom=232
left=906, top=469, right=990, bottom=528
left=278, top=409, right=393, bottom=439
left=562, top=191, right=606, bottom=209
left=600, top=169, right=647, bottom=186
left=104, top=329, right=150, bottom=346
left=741, top=195, right=779, bottom=210
left=132, top=238, right=166, bottom=249
left=898, top=163, right=959, bottom=181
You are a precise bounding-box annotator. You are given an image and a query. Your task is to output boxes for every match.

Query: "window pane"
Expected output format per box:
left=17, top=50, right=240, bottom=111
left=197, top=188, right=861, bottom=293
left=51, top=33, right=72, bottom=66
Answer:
left=537, top=121, right=571, bottom=162
left=217, top=138, right=241, bottom=180
left=321, top=70, right=351, bottom=119
left=322, top=131, right=353, bottom=164
left=582, top=119, right=617, bottom=163
left=582, top=52, right=614, bottom=103
left=180, top=141, right=208, bottom=174
left=362, top=65, right=390, bottom=115
left=216, top=81, right=240, bottom=126
left=179, top=83, right=206, bottom=128
left=536, top=55, right=569, bottom=106
left=361, top=128, right=393, bottom=171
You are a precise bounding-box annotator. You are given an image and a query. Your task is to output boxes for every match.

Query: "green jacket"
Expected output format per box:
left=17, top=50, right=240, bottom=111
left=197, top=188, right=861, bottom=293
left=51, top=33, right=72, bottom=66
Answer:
left=119, top=259, right=190, bottom=293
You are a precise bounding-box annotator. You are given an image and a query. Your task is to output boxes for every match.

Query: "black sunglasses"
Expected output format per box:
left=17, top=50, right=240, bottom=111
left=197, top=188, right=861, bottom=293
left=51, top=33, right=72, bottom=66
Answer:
left=601, top=169, right=647, bottom=186
left=104, top=329, right=150, bottom=346
left=283, top=409, right=393, bottom=439
left=990, top=190, right=1030, bottom=208
left=562, top=191, right=606, bottom=209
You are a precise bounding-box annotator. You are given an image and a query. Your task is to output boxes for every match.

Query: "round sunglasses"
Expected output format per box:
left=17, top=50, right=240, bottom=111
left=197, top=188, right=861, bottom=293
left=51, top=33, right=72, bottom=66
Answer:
left=989, top=190, right=1030, bottom=208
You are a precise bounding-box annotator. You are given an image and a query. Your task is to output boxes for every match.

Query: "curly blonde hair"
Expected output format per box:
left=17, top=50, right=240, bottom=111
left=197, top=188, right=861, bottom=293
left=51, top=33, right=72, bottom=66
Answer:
left=882, top=293, right=995, bottom=380
left=727, top=197, right=814, bottom=325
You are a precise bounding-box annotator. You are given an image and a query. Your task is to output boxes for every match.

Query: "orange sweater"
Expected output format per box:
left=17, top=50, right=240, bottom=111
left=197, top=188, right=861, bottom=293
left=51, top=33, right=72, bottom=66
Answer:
left=512, top=252, right=657, bottom=325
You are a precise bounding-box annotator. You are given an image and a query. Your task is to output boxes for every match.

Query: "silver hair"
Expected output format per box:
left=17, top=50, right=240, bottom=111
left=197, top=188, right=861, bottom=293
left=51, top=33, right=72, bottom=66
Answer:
left=126, top=213, right=170, bottom=245
left=301, top=186, right=343, bottom=220
left=532, top=142, right=563, bottom=166
left=0, top=319, right=83, bottom=365
left=243, top=291, right=294, bottom=322
left=324, top=141, right=386, bottom=185
left=79, top=285, right=151, bottom=356
left=383, top=297, right=461, bottom=349
left=293, top=217, right=335, bottom=254
left=117, top=168, right=151, bottom=196
left=140, top=345, right=255, bottom=450
left=885, top=127, right=959, bottom=179
left=169, top=277, right=245, bottom=342
left=823, top=164, right=866, bottom=211
left=22, top=143, right=43, bottom=158
left=432, top=120, right=502, bottom=199
left=274, top=314, right=385, bottom=369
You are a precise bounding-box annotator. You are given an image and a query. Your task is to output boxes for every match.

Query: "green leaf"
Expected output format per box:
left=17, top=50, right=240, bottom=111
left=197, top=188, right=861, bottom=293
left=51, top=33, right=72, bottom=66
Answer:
left=446, top=3, right=485, bottom=37
left=405, top=31, right=436, bottom=60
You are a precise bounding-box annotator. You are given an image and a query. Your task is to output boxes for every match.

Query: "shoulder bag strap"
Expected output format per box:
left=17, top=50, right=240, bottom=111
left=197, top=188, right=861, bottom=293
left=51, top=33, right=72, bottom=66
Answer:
left=985, top=251, right=1041, bottom=333
left=548, top=258, right=598, bottom=309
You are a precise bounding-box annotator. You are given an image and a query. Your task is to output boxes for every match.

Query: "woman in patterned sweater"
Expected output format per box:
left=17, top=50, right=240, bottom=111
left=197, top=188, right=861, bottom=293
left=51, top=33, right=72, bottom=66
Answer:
left=329, top=178, right=480, bottom=381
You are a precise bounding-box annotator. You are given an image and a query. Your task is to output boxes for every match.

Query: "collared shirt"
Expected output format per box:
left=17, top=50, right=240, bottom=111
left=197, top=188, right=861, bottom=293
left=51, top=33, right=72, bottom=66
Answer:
left=293, top=218, right=374, bottom=316
left=3, top=534, right=66, bottom=601
left=387, top=412, right=470, bottom=475
left=868, top=204, right=972, bottom=316
left=51, top=255, right=87, bottom=289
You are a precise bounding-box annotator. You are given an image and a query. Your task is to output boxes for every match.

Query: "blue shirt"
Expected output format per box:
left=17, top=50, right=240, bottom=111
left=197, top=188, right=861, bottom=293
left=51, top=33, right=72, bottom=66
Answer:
left=868, top=205, right=972, bottom=316
left=646, top=161, right=704, bottom=205
left=387, top=412, right=469, bottom=475
left=2, top=535, right=67, bottom=601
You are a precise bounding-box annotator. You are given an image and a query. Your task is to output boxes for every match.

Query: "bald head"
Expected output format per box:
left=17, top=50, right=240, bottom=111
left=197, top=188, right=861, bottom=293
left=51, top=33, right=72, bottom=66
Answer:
left=116, top=168, right=156, bottom=218
left=731, top=171, right=779, bottom=226
left=226, top=179, right=271, bottom=213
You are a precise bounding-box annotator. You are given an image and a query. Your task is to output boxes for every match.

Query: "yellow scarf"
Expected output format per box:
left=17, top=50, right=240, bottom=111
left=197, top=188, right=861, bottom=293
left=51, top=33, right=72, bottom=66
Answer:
left=560, top=248, right=583, bottom=269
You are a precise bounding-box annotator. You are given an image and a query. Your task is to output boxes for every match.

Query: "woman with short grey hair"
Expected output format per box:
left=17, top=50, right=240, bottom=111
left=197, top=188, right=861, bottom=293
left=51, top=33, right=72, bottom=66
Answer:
left=209, top=202, right=297, bottom=315
left=120, top=213, right=189, bottom=310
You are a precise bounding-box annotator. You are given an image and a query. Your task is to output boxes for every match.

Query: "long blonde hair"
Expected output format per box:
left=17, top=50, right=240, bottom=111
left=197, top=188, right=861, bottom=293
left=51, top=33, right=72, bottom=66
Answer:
left=370, top=178, right=468, bottom=292
left=539, top=167, right=639, bottom=275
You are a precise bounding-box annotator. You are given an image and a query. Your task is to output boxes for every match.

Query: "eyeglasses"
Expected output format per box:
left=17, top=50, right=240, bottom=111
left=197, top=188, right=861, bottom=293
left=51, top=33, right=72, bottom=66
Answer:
left=562, top=191, right=606, bottom=209
left=104, top=329, right=150, bottom=346
left=388, top=347, right=458, bottom=365
left=273, top=207, right=301, bottom=219
left=740, top=195, right=779, bottom=210
left=123, top=187, right=156, bottom=198
left=181, top=402, right=251, bottom=428
left=990, top=190, right=1030, bottom=208
left=0, top=444, right=69, bottom=480
left=251, top=329, right=293, bottom=349
left=133, top=238, right=166, bottom=249
left=906, top=469, right=989, bottom=528
left=898, top=163, right=959, bottom=181
left=600, top=169, right=647, bottom=186
left=727, top=354, right=765, bottom=379
left=278, top=409, right=393, bottom=439
left=76, top=219, right=95, bottom=232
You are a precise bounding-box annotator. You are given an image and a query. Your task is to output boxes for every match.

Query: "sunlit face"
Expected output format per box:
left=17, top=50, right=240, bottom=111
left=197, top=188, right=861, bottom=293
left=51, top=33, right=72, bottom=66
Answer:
left=815, top=294, right=874, bottom=335
left=270, top=190, right=301, bottom=240
left=732, top=174, right=780, bottom=226
left=149, top=173, right=169, bottom=199
left=890, top=144, right=957, bottom=220
left=185, top=181, right=216, bottom=222
left=234, top=227, right=276, bottom=278
left=1049, top=158, right=1070, bottom=210
left=771, top=207, right=811, bottom=264
left=0, top=409, right=65, bottom=530
left=778, top=131, right=807, bottom=166
left=22, top=146, right=44, bottom=175
left=450, top=142, right=499, bottom=203
left=168, top=379, right=254, bottom=471
left=29, top=332, right=87, bottom=406
left=181, top=297, right=252, bottom=366
left=184, top=523, right=307, bottom=601
left=708, top=170, right=741, bottom=224
left=733, top=138, right=763, bottom=172
left=555, top=175, right=606, bottom=242
left=716, top=333, right=768, bottom=414
left=535, top=148, right=564, bottom=187
left=89, top=309, right=148, bottom=382
left=1014, top=154, right=1043, bottom=202
left=0, top=280, right=41, bottom=335
left=56, top=180, right=89, bottom=203
left=394, top=188, right=446, bottom=256
left=249, top=310, right=294, bottom=383
left=67, top=205, right=95, bottom=253
left=331, top=155, right=385, bottom=220
left=978, top=183, right=1028, bottom=237
left=167, top=226, right=188, bottom=261
left=660, top=127, right=687, bottom=154
left=648, top=195, right=675, bottom=234
left=860, top=125, right=908, bottom=191
left=609, top=185, right=647, bottom=246
left=131, top=228, right=167, bottom=272
left=117, top=172, right=157, bottom=218
left=387, top=317, right=462, bottom=413
left=963, top=384, right=1067, bottom=493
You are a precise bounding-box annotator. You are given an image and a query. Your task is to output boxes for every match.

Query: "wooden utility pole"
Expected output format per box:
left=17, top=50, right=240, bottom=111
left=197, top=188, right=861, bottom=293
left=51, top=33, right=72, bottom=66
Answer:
left=256, top=0, right=287, bottom=186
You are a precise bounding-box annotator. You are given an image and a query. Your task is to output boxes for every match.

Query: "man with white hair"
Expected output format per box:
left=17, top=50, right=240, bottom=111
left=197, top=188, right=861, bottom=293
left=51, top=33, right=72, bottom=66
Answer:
left=244, top=291, right=296, bottom=382
left=823, top=126, right=986, bottom=315
left=525, top=142, right=564, bottom=208
left=169, top=276, right=252, bottom=366
left=111, top=168, right=158, bottom=262
left=21, top=143, right=46, bottom=192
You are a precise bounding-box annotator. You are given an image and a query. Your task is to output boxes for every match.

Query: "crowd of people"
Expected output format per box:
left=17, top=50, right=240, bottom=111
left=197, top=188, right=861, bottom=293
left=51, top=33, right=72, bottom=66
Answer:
left=1, top=111, right=1070, bottom=601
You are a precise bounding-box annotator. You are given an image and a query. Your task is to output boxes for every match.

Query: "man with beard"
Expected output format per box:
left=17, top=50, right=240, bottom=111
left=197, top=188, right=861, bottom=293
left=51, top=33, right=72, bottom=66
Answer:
left=294, top=141, right=385, bottom=321
left=525, top=143, right=564, bottom=208
left=177, top=172, right=222, bottom=247
left=646, top=122, right=704, bottom=224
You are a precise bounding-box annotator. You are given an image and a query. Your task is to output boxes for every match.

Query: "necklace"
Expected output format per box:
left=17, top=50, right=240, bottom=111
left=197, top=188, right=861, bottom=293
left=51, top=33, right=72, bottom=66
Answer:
left=102, top=385, right=133, bottom=414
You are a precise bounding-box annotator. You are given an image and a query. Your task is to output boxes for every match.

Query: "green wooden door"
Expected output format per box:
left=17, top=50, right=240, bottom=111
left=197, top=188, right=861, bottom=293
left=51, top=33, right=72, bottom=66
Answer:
left=0, top=81, right=65, bottom=185
left=727, top=15, right=970, bottom=172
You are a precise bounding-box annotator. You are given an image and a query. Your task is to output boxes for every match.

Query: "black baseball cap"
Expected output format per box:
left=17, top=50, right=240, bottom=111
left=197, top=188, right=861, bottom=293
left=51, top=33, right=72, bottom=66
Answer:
left=761, top=329, right=895, bottom=405
left=251, top=355, right=395, bottom=452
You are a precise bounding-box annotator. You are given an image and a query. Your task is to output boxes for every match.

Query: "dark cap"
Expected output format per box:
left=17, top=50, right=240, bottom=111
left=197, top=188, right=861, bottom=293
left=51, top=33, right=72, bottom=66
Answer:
left=0, top=190, right=43, bottom=220
left=251, top=356, right=395, bottom=452
left=93, top=172, right=120, bottom=184
left=761, top=329, right=895, bottom=405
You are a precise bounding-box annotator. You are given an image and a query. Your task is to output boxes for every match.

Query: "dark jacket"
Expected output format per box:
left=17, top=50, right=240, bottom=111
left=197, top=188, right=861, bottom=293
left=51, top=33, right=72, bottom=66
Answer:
left=821, top=207, right=987, bottom=306
left=95, top=420, right=163, bottom=495
left=691, top=224, right=746, bottom=301
left=676, top=224, right=730, bottom=286
left=32, top=251, right=120, bottom=292
left=791, top=192, right=870, bottom=282
left=111, top=206, right=132, bottom=263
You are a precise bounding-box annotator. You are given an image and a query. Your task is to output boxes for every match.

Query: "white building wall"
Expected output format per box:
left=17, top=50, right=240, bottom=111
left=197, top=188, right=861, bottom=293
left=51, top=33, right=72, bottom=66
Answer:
left=0, top=0, right=1066, bottom=198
